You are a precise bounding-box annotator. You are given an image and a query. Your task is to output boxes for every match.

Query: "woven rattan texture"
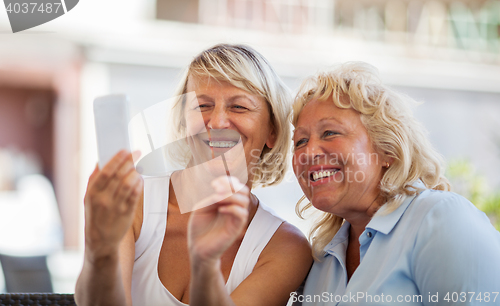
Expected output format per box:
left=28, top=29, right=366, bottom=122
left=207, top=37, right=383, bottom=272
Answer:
left=0, top=293, right=76, bottom=306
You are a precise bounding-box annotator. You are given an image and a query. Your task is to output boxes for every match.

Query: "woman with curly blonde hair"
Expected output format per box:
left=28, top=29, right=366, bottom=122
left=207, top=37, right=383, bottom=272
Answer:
left=291, top=62, right=500, bottom=305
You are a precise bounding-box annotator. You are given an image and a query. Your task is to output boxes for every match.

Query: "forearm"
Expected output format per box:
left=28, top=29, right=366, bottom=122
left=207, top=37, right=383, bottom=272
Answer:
left=75, top=249, right=129, bottom=306
left=190, top=259, right=236, bottom=306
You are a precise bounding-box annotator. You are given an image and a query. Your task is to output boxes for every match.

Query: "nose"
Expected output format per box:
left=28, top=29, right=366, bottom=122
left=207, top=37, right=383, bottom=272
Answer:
left=207, top=105, right=231, bottom=129
left=296, top=137, right=326, bottom=165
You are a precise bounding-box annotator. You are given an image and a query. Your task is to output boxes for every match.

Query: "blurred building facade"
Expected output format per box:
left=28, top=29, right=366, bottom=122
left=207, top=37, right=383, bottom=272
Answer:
left=163, top=0, right=500, bottom=56
left=0, top=0, right=499, bottom=250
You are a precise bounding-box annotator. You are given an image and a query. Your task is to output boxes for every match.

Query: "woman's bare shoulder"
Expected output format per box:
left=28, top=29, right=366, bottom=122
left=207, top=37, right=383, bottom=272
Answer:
left=258, top=221, right=312, bottom=267
left=230, top=221, right=312, bottom=305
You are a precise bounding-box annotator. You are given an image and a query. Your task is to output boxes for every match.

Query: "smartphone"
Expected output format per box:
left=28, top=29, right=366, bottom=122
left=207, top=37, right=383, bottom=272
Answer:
left=93, top=94, right=131, bottom=169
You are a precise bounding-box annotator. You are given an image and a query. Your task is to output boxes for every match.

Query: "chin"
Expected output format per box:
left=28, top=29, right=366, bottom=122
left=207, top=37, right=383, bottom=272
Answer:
left=310, top=196, right=337, bottom=214
left=198, top=161, right=228, bottom=177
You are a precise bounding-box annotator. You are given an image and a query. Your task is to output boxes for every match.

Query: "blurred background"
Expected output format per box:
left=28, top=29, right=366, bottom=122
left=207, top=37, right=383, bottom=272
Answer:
left=0, top=0, right=499, bottom=294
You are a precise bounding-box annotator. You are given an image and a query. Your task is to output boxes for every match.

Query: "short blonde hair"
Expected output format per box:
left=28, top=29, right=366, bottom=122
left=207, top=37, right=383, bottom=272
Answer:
left=170, top=44, right=292, bottom=187
left=293, top=62, right=450, bottom=258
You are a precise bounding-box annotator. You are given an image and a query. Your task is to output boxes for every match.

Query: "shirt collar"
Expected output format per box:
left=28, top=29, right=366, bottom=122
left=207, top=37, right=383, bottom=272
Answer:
left=321, top=180, right=426, bottom=256
left=366, top=180, right=426, bottom=235
left=323, top=221, right=350, bottom=257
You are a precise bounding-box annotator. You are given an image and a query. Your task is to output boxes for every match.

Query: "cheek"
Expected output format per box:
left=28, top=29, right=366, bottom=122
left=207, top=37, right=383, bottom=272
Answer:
left=185, top=112, right=207, bottom=136
left=292, top=156, right=308, bottom=184
left=369, top=152, right=382, bottom=167
left=292, top=150, right=310, bottom=169
left=355, top=153, right=383, bottom=183
left=292, top=153, right=301, bottom=174
left=246, top=117, right=267, bottom=135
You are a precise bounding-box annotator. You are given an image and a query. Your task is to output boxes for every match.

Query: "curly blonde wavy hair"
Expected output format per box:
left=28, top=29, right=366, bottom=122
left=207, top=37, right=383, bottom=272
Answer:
left=292, top=62, right=450, bottom=259
left=169, top=44, right=292, bottom=187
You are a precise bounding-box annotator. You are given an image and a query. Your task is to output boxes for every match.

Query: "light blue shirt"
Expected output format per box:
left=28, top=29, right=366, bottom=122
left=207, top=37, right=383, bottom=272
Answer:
left=297, top=182, right=500, bottom=305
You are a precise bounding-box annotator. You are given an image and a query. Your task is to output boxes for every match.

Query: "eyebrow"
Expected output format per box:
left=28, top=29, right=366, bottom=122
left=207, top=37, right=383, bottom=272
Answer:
left=195, top=94, right=214, bottom=103
left=194, top=94, right=258, bottom=107
left=318, top=116, right=343, bottom=125
left=293, top=116, right=343, bottom=136
left=228, top=95, right=258, bottom=107
left=293, top=125, right=306, bottom=134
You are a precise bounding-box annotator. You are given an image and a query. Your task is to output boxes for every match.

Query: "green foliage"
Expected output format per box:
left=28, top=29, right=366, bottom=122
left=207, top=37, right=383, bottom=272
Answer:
left=446, top=159, right=500, bottom=230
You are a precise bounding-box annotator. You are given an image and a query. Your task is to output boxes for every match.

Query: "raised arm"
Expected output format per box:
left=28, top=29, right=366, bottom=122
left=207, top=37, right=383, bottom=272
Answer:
left=229, top=222, right=312, bottom=306
left=188, top=176, right=249, bottom=306
left=188, top=176, right=312, bottom=306
left=75, top=150, right=143, bottom=306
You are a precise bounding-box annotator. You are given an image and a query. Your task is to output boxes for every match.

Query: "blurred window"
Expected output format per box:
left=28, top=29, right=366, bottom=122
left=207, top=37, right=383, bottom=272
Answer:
left=156, top=0, right=199, bottom=23
left=163, top=0, right=500, bottom=52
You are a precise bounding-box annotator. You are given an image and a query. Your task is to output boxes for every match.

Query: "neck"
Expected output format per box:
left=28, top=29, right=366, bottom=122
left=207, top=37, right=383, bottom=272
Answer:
left=169, top=171, right=258, bottom=223
left=344, top=193, right=384, bottom=240
left=246, top=184, right=259, bottom=228
left=168, top=179, right=179, bottom=207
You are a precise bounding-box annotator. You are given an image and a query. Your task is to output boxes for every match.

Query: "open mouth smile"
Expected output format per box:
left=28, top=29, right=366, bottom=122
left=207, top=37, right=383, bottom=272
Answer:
left=199, top=129, right=241, bottom=150
left=206, top=140, right=238, bottom=148
left=310, top=169, right=339, bottom=182
left=307, top=166, right=342, bottom=184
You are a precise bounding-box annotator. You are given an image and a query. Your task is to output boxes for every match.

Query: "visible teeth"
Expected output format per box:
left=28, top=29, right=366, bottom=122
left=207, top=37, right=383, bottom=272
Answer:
left=209, top=141, right=237, bottom=148
left=312, top=169, right=338, bottom=181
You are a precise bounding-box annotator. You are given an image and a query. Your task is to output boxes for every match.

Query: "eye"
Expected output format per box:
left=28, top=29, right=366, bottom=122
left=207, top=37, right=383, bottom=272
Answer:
left=294, top=138, right=308, bottom=149
left=323, top=130, right=339, bottom=138
left=232, top=105, right=249, bottom=111
left=194, top=104, right=212, bottom=111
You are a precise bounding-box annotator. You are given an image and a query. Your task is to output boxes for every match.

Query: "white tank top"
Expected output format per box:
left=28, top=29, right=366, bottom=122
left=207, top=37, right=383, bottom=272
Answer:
left=131, top=175, right=284, bottom=306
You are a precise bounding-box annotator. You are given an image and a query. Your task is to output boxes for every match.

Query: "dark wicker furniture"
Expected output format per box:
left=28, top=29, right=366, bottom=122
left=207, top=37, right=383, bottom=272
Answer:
left=0, top=293, right=76, bottom=306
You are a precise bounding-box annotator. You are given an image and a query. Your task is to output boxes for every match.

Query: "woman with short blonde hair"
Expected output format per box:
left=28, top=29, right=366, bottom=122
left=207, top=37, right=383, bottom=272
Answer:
left=76, top=44, right=312, bottom=306
left=171, top=44, right=292, bottom=187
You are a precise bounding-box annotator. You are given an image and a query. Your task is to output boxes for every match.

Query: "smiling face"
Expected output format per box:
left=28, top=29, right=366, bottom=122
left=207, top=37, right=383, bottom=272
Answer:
left=292, top=96, right=386, bottom=219
left=184, top=75, right=275, bottom=187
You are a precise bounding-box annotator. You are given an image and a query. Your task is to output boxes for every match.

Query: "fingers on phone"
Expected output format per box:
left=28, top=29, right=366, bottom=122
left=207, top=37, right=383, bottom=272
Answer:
left=218, top=202, right=248, bottom=222
left=131, top=150, right=142, bottom=161
left=86, top=165, right=100, bottom=191
left=227, top=176, right=246, bottom=193
left=92, top=150, right=129, bottom=190
left=229, top=192, right=250, bottom=209
left=211, top=176, right=248, bottom=194
left=214, top=191, right=250, bottom=212
left=108, top=155, right=136, bottom=196
left=89, top=163, right=99, bottom=178
left=218, top=194, right=249, bottom=232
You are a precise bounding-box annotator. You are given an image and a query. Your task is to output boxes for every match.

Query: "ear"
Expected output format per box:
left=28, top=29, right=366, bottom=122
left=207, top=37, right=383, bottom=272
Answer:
left=383, top=156, right=395, bottom=168
left=265, top=126, right=277, bottom=149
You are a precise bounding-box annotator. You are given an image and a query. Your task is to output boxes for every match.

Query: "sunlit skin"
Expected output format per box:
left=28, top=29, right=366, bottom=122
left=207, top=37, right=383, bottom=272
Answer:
left=77, top=64, right=312, bottom=306
left=155, top=75, right=278, bottom=302
left=176, top=75, right=311, bottom=306
left=292, top=97, right=388, bottom=234
left=185, top=75, right=276, bottom=189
